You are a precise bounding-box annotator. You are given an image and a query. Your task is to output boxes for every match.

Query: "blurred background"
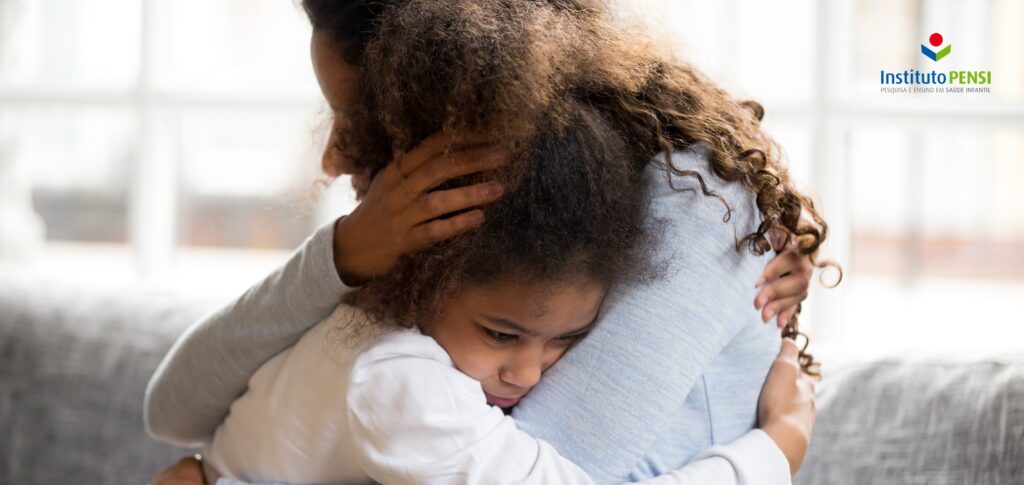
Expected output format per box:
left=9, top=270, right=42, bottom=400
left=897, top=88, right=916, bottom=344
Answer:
left=0, top=0, right=1021, bottom=364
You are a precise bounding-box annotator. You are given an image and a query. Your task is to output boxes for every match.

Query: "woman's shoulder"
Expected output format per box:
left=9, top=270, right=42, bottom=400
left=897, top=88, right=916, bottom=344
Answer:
left=646, top=144, right=747, bottom=200
left=645, top=145, right=763, bottom=235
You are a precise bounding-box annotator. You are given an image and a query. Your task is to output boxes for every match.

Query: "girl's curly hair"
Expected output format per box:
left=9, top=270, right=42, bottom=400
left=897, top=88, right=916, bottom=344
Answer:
left=305, top=0, right=837, bottom=375
left=343, top=99, right=659, bottom=331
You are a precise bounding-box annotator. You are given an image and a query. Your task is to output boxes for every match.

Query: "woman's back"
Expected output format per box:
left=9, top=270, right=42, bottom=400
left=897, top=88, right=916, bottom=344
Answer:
left=513, top=146, right=780, bottom=481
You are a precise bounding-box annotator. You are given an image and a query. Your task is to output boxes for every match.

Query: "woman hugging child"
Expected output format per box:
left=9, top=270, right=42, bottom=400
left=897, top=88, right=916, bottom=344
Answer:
left=203, top=97, right=799, bottom=485
left=150, top=1, right=827, bottom=483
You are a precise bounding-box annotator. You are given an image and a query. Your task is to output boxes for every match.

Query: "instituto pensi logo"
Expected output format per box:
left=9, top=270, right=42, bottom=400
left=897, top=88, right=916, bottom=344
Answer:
left=880, top=31, right=991, bottom=94
left=921, top=32, right=950, bottom=62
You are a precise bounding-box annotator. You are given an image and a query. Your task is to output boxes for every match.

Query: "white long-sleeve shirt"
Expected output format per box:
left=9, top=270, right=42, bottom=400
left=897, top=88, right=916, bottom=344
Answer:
left=146, top=149, right=782, bottom=483
left=204, top=304, right=791, bottom=485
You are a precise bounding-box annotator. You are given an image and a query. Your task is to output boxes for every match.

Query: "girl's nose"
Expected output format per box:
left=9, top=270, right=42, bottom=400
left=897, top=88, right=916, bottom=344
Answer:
left=500, top=354, right=543, bottom=391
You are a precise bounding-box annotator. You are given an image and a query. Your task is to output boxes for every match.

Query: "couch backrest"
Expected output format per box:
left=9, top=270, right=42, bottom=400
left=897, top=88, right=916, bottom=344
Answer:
left=796, top=356, right=1024, bottom=485
left=0, top=275, right=219, bottom=485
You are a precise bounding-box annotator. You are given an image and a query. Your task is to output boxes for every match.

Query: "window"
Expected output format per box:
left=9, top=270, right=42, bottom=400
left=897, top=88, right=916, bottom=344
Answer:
left=1, top=0, right=1021, bottom=358
left=648, top=0, right=1024, bottom=360
left=0, top=0, right=354, bottom=296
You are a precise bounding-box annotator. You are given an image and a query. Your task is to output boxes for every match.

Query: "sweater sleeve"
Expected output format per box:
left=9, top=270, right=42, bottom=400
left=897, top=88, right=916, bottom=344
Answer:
left=512, top=149, right=775, bottom=481
left=144, top=218, right=356, bottom=447
left=346, top=332, right=791, bottom=485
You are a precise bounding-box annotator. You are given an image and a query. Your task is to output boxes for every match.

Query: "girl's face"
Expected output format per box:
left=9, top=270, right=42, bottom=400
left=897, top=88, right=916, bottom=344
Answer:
left=422, top=279, right=606, bottom=408
left=310, top=30, right=372, bottom=199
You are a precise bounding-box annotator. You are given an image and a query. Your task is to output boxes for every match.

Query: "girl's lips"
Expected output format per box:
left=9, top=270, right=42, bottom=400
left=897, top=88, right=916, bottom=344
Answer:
left=484, top=391, right=522, bottom=408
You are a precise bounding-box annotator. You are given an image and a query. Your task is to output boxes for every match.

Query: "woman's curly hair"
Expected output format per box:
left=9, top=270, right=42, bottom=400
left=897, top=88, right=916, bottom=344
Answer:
left=304, top=0, right=837, bottom=375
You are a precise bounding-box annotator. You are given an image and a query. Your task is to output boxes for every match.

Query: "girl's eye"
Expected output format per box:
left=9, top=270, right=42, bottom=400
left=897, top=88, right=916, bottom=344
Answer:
left=484, top=328, right=517, bottom=343
left=556, top=332, right=589, bottom=343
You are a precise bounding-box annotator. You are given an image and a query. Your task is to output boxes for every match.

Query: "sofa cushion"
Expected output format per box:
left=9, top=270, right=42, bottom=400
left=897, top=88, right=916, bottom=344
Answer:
left=0, top=274, right=219, bottom=485
left=796, top=357, right=1024, bottom=485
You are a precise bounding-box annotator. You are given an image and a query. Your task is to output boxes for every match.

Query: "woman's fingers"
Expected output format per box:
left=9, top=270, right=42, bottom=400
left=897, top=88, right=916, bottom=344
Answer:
left=762, top=295, right=806, bottom=324
left=406, top=209, right=486, bottom=251
left=777, top=305, right=798, bottom=329
left=756, top=249, right=806, bottom=288
left=394, top=131, right=494, bottom=180
left=332, top=133, right=505, bottom=283
left=404, top=147, right=507, bottom=196
left=755, top=246, right=814, bottom=327
left=393, top=131, right=460, bottom=175
left=755, top=273, right=809, bottom=310
left=408, top=181, right=505, bottom=225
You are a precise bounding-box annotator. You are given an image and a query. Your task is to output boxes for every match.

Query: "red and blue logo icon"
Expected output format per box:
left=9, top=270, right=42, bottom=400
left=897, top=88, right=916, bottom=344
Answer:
left=921, top=32, right=951, bottom=62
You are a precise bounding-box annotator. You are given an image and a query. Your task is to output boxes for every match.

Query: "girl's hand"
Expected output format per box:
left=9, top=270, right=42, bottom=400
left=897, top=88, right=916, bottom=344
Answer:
left=754, top=234, right=814, bottom=328
left=150, top=456, right=206, bottom=485
left=757, top=338, right=817, bottom=475
left=333, top=132, right=507, bottom=285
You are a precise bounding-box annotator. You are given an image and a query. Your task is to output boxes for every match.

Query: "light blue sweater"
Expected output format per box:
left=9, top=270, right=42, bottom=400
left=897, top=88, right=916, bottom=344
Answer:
left=144, top=147, right=778, bottom=484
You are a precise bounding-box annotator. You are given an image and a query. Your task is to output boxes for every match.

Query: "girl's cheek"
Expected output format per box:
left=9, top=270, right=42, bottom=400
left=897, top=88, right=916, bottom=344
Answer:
left=542, top=345, right=571, bottom=372
left=460, top=346, right=506, bottom=383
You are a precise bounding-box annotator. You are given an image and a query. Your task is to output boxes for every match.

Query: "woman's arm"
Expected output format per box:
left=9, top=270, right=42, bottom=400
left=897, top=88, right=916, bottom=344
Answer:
left=345, top=333, right=809, bottom=485
left=144, top=132, right=509, bottom=447
left=144, top=219, right=354, bottom=447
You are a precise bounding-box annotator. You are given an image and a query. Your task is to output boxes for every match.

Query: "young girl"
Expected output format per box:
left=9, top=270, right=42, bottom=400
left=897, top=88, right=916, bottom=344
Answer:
left=147, top=0, right=825, bottom=482
left=199, top=99, right=803, bottom=485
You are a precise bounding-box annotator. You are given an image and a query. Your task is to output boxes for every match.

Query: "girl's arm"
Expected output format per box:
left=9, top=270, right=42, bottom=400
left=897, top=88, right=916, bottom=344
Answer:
left=346, top=332, right=808, bottom=485
left=144, top=132, right=508, bottom=447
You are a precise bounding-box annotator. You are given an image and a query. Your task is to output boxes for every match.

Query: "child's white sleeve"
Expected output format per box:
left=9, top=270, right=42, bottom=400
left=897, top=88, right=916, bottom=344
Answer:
left=346, top=333, right=791, bottom=485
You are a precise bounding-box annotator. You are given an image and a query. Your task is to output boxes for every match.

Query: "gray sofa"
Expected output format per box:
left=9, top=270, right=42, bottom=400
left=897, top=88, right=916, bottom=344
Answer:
left=1, top=274, right=1022, bottom=484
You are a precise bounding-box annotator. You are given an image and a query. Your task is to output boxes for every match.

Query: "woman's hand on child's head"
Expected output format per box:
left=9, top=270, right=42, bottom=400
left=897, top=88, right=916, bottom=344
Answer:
left=333, top=131, right=508, bottom=286
left=150, top=456, right=206, bottom=485
left=758, top=338, right=817, bottom=476
left=754, top=235, right=814, bottom=328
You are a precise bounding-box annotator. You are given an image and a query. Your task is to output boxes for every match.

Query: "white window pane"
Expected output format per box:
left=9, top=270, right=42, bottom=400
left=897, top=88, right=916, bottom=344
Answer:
left=848, top=127, right=915, bottom=236
left=0, top=0, right=140, bottom=89
left=853, top=0, right=919, bottom=83
left=729, top=0, right=816, bottom=105
left=628, top=0, right=815, bottom=105
left=177, top=109, right=325, bottom=249
left=849, top=126, right=1024, bottom=278
left=4, top=107, right=136, bottom=242
left=626, top=0, right=728, bottom=77
left=150, top=0, right=317, bottom=95
left=840, top=125, right=1024, bottom=357
left=178, top=110, right=322, bottom=197
left=762, top=118, right=814, bottom=188
left=990, top=0, right=1024, bottom=101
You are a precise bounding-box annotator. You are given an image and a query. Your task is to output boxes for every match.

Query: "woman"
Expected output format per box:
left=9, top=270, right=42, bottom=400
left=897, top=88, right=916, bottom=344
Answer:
left=146, top=0, right=822, bottom=482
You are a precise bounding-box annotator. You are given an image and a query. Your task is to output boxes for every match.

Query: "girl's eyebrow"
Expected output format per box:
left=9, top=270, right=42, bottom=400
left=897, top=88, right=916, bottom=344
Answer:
left=561, top=320, right=597, bottom=338
left=484, top=314, right=599, bottom=338
left=484, top=316, right=539, bottom=337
